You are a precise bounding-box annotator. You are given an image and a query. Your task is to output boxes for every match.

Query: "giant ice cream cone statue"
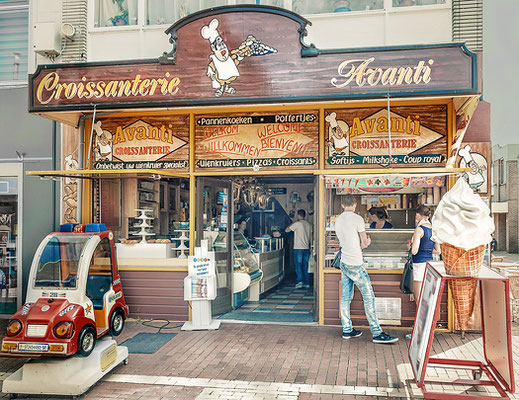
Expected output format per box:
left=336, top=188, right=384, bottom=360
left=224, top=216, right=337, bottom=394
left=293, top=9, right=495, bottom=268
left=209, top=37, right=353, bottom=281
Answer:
left=431, top=178, right=494, bottom=331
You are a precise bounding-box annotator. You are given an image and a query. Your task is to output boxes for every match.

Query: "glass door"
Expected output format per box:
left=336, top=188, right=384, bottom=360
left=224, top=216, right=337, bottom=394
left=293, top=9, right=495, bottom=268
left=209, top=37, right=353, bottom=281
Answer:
left=196, top=177, right=232, bottom=316
left=0, top=176, right=19, bottom=314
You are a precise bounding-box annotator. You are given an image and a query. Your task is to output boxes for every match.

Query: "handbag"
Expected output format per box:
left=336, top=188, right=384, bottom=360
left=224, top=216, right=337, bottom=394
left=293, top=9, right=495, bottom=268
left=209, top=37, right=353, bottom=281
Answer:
left=331, top=248, right=342, bottom=270
left=400, top=251, right=414, bottom=294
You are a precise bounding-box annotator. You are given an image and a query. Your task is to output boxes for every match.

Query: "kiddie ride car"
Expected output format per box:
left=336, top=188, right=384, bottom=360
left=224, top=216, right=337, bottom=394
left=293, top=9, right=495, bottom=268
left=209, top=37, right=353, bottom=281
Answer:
left=1, top=223, right=129, bottom=398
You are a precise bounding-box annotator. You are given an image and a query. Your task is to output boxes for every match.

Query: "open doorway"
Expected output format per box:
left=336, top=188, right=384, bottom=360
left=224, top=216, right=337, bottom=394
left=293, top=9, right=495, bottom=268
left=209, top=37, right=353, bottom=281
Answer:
left=197, top=174, right=317, bottom=324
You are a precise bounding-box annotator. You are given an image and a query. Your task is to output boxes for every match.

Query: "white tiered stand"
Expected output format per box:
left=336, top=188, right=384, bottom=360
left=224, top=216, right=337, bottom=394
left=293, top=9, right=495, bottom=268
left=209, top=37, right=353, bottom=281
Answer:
left=133, top=209, right=154, bottom=243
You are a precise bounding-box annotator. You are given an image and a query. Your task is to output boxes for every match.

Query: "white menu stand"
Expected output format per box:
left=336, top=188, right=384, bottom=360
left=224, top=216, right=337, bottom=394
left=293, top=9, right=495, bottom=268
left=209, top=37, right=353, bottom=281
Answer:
left=182, top=240, right=220, bottom=331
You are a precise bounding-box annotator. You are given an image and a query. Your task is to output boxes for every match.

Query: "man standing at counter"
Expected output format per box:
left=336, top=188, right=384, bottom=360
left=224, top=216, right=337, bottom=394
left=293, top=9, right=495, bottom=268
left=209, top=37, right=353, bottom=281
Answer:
left=285, top=210, right=312, bottom=289
left=335, top=194, right=398, bottom=344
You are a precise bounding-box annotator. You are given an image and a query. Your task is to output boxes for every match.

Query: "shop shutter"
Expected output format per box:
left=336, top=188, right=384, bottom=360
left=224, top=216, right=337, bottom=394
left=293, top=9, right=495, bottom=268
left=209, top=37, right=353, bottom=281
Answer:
left=60, top=0, right=87, bottom=62
left=0, top=2, right=29, bottom=82
left=452, top=0, right=483, bottom=51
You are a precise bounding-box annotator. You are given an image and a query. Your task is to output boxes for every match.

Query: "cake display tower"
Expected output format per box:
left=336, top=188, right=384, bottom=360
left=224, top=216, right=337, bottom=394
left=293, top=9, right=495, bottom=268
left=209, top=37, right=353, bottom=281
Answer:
left=132, top=209, right=155, bottom=243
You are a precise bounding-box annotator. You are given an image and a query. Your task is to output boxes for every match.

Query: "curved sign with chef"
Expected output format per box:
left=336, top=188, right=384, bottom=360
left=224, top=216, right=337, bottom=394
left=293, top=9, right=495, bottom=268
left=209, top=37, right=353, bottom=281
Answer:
left=200, top=18, right=278, bottom=97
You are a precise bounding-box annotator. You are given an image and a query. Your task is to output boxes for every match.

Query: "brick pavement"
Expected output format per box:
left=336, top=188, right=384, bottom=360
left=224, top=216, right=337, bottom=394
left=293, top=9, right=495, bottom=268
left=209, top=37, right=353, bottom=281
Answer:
left=0, top=320, right=517, bottom=399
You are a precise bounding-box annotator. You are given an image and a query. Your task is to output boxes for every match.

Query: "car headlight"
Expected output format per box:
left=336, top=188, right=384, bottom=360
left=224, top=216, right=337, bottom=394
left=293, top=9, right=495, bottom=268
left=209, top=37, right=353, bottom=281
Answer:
left=6, top=320, right=22, bottom=336
left=53, top=321, right=74, bottom=339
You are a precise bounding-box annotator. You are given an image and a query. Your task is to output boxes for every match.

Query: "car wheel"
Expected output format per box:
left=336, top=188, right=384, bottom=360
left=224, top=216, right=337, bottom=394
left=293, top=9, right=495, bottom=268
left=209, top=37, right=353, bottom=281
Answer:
left=110, top=310, right=125, bottom=336
left=78, top=326, right=96, bottom=357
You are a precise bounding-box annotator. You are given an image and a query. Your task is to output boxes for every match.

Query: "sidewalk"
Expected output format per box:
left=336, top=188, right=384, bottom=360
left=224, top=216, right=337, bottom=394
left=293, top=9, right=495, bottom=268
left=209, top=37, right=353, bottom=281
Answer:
left=492, top=251, right=519, bottom=264
left=0, top=319, right=518, bottom=399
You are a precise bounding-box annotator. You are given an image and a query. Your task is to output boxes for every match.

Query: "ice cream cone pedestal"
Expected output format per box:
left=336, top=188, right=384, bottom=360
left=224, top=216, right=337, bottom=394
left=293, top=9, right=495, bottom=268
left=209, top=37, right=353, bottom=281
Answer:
left=409, top=262, right=515, bottom=400
left=2, top=338, right=128, bottom=398
left=440, top=243, right=486, bottom=332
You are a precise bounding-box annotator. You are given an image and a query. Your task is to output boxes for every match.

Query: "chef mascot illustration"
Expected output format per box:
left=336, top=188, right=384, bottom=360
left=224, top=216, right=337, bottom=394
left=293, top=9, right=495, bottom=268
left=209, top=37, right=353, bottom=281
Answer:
left=325, top=112, right=350, bottom=156
left=93, top=121, right=113, bottom=162
left=458, top=144, right=487, bottom=191
left=201, top=18, right=277, bottom=97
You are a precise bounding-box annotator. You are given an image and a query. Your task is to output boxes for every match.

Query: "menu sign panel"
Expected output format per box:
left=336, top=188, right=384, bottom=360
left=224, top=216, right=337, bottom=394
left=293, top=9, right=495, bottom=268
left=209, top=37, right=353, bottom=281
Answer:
left=89, top=115, right=189, bottom=171
left=195, top=112, right=319, bottom=171
left=325, top=105, right=448, bottom=169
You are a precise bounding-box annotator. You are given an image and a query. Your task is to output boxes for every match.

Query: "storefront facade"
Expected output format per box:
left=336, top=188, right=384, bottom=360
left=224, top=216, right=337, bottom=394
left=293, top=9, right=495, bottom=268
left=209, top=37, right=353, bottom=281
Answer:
left=28, top=6, right=482, bottom=328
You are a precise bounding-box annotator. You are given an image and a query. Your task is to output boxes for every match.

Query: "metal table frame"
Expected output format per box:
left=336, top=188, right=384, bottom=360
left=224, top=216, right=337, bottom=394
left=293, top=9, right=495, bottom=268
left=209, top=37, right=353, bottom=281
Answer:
left=409, top=261, right=515, bottom=400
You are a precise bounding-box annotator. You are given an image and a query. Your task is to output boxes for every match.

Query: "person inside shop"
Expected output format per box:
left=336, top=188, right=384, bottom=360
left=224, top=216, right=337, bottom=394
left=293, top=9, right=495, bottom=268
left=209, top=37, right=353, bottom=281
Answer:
left=335, top=194, right=398, bottom=344
left=236, top=218, right=250, bottom=239
left=368, top=206, right=393, bottom=229
left=408, top=205, right=441, bottom=304
left=274, top=209, right=312, bottom=289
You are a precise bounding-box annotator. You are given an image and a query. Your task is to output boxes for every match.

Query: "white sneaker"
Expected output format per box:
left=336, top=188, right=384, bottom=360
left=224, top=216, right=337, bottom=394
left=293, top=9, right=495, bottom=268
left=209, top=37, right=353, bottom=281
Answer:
left=295, top=282, right=303, bottom=289
left=303, top=284, right=310, bottom=288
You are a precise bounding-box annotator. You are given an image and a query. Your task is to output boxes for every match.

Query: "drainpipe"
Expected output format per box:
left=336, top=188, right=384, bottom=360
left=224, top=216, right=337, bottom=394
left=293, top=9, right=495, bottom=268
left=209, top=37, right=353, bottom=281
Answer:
left=52, top=120, right=58, bottom=230
left=77, top=117, right=85, bottom=224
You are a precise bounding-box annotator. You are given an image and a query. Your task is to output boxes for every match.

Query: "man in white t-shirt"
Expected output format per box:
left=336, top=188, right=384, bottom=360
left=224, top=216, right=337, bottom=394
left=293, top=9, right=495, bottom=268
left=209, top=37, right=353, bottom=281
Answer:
left=335, top=194, right=398, bottom=344
left=286, top=209, right=312, bottom=289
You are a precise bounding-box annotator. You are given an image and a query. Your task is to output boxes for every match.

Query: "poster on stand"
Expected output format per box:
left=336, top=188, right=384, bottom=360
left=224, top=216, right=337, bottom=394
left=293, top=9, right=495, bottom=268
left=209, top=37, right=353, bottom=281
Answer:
left=409, top=265, right=443, bottom=385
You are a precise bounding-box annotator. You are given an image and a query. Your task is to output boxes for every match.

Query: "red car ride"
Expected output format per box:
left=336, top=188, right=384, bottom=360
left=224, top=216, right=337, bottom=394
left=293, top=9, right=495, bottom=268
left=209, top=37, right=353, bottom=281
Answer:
left=1, top=223, right=129, bottom=357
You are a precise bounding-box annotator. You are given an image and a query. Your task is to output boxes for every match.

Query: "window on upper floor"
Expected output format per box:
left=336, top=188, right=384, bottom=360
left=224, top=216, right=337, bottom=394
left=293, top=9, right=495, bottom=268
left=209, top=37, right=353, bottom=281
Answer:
left=93, top=0, right=390, bottom=28
left=0, top=0, right=28, bottom=83
left=393, top=0, right=446, bottom=6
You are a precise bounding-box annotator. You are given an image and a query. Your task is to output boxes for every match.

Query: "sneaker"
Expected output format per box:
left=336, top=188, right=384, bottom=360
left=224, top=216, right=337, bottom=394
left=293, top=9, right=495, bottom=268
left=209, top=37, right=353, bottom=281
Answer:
left=295, top=282, right=303, bottom=289
left=342, top=328, right=362, bottom=339
left=405, top=333, right=412, bottom=340
left=373, top=332, right=399, bottom=344
left=303, top=284, right=310, bottom=288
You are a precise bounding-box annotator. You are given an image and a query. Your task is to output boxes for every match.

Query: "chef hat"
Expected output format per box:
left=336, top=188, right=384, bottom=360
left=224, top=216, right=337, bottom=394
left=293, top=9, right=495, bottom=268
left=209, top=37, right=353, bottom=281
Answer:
left=325, top=112, right=338, bottom=128
left=94, top=120, right=103, bottom=137
left=201, top=18, right=220, bottom=44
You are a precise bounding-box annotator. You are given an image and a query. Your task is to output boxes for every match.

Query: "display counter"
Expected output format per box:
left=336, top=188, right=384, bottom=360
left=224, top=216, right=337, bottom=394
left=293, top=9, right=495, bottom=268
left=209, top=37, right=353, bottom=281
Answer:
left=324, top=225, right=447, bottom=327
left=254, top=249, right=284, bottom=294
left=117, top=257, right=188, bottom=269
left=115, top=256, right=188, bottom=321
left=363, top=229, right=413, bottom=270
left=214, top=231, right=263, bottom=308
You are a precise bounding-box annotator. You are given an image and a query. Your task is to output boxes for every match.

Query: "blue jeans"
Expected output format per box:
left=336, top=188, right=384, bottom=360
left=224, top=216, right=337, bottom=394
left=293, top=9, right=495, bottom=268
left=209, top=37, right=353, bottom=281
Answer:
left=294, top=249, right=310, bottom=285
left=340, top=262, right=382, bottom=337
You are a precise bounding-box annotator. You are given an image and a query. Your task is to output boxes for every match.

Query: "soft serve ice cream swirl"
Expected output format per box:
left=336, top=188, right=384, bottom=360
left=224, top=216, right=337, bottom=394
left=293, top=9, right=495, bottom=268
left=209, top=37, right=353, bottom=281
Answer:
left=431, top=178, right=494, bottom=250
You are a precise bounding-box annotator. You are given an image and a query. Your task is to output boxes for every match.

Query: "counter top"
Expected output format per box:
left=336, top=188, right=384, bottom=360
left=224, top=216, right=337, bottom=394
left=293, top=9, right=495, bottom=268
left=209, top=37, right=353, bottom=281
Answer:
left=117, top=257, right=188, bottom=271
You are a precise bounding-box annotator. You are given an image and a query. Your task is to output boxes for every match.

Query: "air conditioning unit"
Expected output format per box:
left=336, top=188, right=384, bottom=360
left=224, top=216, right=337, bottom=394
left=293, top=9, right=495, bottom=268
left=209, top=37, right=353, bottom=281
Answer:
left=33, top=22, right=61, bottom=57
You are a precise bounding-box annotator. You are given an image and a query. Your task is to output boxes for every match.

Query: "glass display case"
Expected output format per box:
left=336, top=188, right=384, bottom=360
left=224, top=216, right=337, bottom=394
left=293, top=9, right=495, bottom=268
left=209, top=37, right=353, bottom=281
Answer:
left=325, top=228, right=413, bottom=270
left=214, top=232, right=262, bottom=309
left=233, top=232, right=261, bottom=277
left=213, top=232, right=261, bottom=280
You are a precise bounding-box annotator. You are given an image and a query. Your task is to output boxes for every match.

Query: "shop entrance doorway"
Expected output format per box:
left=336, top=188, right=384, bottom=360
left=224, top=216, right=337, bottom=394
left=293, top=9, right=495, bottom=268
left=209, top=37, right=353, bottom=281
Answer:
left=199, top=174, right=317, bottom=324
left=196, top=177, right=233, bottom=316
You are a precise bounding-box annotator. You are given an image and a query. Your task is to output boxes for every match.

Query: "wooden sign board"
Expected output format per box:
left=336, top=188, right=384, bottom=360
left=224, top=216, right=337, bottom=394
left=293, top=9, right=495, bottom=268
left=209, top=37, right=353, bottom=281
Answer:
left=194, top=111, right=318, bottom=171
left=29, top=7, right=477, bottom=113
left=325, top=105, right=448, bottom=168
left=88, top=115, right=189, bottom=171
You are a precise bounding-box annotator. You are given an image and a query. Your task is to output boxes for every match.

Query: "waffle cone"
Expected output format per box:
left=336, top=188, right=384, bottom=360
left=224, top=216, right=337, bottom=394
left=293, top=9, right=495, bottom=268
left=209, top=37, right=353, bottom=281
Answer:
left=450, top=279, right=478, bottom=330
left=441, top=243, right=485, bottom=331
